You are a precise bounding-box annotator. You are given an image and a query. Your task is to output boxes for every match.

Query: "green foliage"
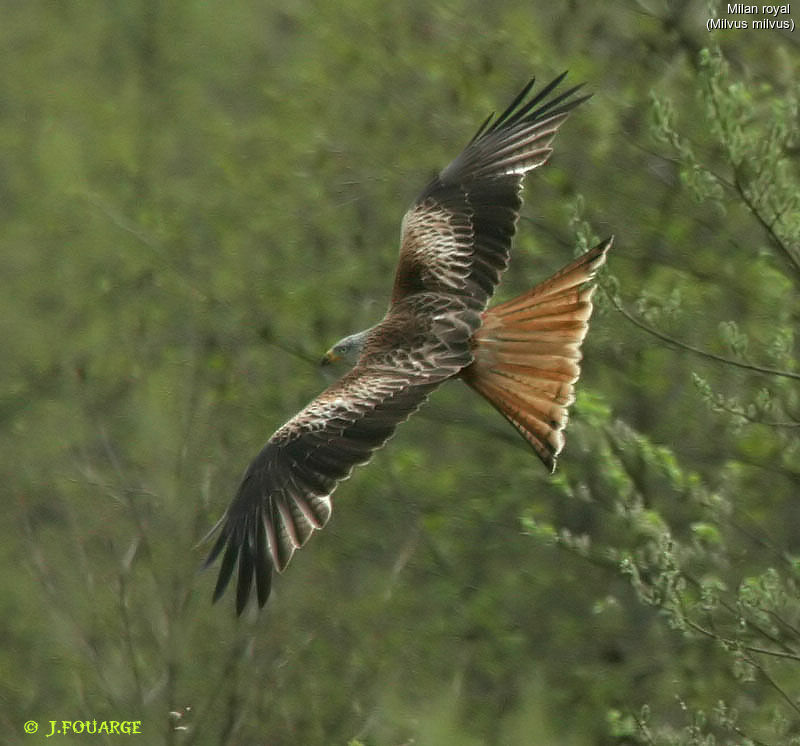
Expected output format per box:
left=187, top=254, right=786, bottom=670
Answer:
left=2, top=3, right=798, bottom=746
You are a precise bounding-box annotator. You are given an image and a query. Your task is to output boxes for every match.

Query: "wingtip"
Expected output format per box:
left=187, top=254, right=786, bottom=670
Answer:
left=597, top=235, right=614, bottom=255
left=204, top=501, right=276, bottom=614
left=201, top=520, right=229, bottom=572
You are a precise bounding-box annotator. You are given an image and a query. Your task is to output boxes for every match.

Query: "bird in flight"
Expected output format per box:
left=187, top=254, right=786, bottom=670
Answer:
left=205, top=73, right=612, bottom=614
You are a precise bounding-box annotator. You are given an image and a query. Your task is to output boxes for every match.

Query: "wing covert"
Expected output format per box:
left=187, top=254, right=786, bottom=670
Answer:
left=392, top=73, right=589, bottom=310
left=204, top=367, right=442, bottom=614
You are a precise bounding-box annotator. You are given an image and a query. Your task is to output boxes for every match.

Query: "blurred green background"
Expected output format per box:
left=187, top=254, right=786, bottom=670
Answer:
left=3, top=1, right=799, bottom=744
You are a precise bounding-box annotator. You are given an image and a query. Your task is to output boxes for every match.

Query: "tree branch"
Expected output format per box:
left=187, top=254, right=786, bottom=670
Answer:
left=733, top=171, right=800, bottom=283
left=606, top=289, right=800, bottom=381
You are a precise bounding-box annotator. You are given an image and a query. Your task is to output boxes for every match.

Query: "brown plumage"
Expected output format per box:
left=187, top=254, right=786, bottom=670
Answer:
left=204, top=73, right=611, bottom=613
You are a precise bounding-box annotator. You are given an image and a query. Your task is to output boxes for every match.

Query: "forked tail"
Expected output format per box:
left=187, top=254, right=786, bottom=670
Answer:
left=461, top=238, right=612, bottom=471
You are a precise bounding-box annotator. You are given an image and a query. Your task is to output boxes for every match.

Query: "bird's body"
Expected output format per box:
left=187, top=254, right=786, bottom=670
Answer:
left=205, top=73, right=611, bottom=613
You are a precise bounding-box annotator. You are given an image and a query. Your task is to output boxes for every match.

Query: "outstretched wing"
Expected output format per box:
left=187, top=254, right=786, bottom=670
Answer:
left=204, top=295, right=476, bottom=614
left=392, top=72, right=589, bottom=310
left=205, top=368, right=442, bottom=614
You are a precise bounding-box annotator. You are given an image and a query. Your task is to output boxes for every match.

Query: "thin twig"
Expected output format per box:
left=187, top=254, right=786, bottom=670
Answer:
left=606, top=289, right=800, bottom=381
left=684, top=617, right=800, bottom=662
left=118, top=572, right=145, bottom=706
left=711, top=399, right=800, bottom=429
left=733, top=171, right=800, bottom=283
left=630, top=708, right=657, bottom=745
left=743, top=649, right=800, bottom=717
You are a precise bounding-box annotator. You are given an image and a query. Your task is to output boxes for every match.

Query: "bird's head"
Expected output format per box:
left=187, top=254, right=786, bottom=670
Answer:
left=320, top=329, right=370, bottom=367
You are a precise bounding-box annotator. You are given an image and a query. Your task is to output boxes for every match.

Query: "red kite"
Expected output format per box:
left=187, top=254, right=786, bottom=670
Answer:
left=205, top=73, right=611, bottom=613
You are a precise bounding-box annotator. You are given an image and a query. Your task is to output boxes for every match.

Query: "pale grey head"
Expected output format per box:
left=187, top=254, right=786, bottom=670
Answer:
left=320, top=328, right=370, bottom=367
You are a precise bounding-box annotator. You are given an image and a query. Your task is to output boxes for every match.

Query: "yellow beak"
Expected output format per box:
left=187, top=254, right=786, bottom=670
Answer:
left=320, top=350, right=340, bottom=366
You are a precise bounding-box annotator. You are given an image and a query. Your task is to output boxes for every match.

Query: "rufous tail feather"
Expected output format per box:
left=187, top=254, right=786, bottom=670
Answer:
left=461, top=237, right=612, bottom=471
